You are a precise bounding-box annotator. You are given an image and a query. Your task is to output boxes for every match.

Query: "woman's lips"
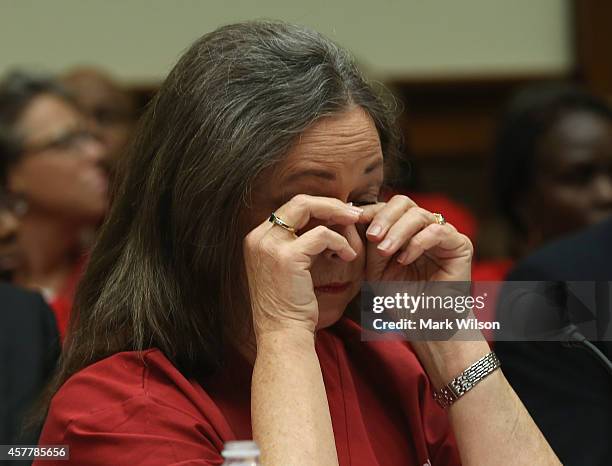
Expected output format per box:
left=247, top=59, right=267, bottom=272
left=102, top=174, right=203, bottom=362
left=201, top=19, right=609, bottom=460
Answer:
left=314, top=281, right=351, bottom=294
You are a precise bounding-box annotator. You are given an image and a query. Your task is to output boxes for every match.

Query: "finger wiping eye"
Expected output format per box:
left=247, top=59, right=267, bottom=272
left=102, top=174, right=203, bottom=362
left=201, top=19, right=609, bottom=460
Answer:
left=352, top=200, right=378, bottom=207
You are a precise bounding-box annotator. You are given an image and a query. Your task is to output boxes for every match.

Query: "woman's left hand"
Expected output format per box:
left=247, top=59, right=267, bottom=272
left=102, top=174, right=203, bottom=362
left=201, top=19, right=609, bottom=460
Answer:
left=358, top=194, right=484, bottom=388
left=357, top=197, right=562, bottom=466
left=358, top=195, right=473, bottom=282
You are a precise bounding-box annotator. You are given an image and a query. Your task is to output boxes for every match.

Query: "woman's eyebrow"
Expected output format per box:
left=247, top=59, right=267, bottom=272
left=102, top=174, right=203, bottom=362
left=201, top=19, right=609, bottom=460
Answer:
left=285, top=168, right=337, bottom=182
left=284, top=158, right=384, bottom=183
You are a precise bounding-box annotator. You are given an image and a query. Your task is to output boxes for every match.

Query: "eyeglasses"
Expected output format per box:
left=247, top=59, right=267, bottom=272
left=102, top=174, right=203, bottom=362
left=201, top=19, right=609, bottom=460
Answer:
left=22, top=128, right=101, bottom=155
left=0, top=191, right=28, bottom=217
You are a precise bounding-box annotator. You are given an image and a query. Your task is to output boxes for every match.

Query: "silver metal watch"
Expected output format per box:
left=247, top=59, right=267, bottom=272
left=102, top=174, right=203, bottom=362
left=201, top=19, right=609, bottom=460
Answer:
left=433, top=351, right=501, bottom=409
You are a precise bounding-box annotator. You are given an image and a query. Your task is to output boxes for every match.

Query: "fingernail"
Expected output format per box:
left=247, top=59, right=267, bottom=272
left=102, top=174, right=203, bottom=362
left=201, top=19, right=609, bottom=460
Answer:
left=367, top=224, right=382, bottom=236
left=377, top=238, right=393, bottom=251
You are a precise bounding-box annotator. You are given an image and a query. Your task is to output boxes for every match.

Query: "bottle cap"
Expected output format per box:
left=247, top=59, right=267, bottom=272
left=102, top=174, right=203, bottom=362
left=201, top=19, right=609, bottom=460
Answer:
left=221, top=440, right=260, bottom=459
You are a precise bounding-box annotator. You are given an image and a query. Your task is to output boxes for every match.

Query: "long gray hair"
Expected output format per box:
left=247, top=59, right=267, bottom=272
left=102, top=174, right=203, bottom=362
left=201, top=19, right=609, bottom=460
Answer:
left=52, top=20, right=402, bottom=391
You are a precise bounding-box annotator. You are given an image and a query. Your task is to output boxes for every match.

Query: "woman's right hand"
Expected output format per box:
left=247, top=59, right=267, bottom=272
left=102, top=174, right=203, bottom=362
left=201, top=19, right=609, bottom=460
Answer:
left=243, top=194, right=363, bottom=339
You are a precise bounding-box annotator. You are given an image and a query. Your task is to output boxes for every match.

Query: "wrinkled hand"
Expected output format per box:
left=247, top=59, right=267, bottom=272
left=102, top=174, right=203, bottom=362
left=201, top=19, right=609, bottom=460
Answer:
left=357, top=195, right=486, bottom=387
left=243, top=195, right=362, bottom=339
left=358, top=195, right=473, bottom=282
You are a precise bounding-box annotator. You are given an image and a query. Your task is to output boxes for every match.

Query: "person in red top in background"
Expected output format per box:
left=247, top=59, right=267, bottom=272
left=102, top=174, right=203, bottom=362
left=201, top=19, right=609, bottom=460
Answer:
left=0, top=71, right=108, bottom=339
left=36, top=22, right=559, bottom=466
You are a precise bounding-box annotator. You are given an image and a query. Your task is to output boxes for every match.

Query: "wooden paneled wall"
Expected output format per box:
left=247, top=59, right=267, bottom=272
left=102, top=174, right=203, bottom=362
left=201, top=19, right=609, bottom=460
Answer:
left=128, top=0, right=611, bottom=259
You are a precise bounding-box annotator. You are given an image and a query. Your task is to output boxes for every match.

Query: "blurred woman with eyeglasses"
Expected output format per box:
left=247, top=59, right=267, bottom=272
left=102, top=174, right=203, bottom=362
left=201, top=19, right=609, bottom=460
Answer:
left=0, top=71, right=109, bottom=339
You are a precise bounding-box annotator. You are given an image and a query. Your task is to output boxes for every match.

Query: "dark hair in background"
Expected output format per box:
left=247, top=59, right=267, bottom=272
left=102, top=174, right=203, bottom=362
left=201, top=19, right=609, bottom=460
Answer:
left=45, top=20, right=401, bottom=405
left=0, top=71, right=74, bottom=184
left=491, top=84, right=612, bottom=234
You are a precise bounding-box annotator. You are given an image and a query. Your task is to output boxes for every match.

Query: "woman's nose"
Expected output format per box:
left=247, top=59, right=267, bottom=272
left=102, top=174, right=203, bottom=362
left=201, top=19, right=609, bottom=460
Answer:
left=80, top=136, right=107, bottom=164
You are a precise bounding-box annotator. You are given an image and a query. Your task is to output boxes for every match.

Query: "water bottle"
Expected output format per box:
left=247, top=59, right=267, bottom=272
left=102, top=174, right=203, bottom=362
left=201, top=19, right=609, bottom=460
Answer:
left=221, top=440, right=261, bottom=466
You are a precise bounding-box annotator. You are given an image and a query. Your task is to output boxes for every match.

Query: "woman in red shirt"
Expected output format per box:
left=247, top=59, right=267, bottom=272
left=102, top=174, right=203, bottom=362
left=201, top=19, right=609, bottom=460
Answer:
left=37, top=22, right=559, bottom=466
left=0, top=72, right=108, bottom=339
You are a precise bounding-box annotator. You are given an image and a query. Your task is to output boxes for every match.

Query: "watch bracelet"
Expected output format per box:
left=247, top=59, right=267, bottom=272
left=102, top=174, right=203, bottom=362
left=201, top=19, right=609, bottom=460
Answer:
left=432, top=351, right=501, bottom=409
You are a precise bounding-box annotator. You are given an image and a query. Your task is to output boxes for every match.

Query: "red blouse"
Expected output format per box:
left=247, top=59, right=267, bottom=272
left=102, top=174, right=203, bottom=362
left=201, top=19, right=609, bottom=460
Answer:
left=36, top=318, right=460, bottom=465
left=48, top=255, right=87, bottom=341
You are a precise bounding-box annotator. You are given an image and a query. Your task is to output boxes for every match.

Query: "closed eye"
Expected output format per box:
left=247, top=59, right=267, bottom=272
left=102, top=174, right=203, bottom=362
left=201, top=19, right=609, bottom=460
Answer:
left=352, top=200, right=378, bottom=207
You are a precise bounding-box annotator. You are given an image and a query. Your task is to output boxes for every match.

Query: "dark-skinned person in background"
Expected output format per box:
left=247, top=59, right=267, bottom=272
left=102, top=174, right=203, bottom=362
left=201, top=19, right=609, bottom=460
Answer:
left=36, top=22, right=560, bottom=466
left=492, top=85, right=612, bottom=466
left=0, top=71, right=109, bottom=339
left=492, top=85, right=612, bottom=259
left=1, top=145, right=60, bottom=457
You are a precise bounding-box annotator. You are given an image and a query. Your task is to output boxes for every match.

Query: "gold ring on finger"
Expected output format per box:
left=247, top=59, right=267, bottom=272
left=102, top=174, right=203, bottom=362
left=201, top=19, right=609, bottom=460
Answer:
left=432, top=212, right=446, bottom=225
left=268, top=212, right=297, bottom=234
